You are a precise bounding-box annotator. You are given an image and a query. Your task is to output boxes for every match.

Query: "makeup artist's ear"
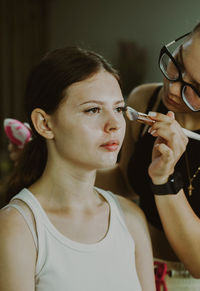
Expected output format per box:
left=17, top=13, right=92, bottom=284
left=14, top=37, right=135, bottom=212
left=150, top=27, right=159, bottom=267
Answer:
left=31, top=108, right=54, bottom=139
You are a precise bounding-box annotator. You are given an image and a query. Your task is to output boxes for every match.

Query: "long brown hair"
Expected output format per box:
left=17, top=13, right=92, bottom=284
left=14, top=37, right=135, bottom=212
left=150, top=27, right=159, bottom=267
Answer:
left=4, top=46, right=120, bottom=204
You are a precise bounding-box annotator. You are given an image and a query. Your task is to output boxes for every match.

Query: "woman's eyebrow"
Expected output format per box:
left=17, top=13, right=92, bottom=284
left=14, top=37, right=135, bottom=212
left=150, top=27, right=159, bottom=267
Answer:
left=115, top=100, right=125, bottom=105
left=80, top=100, right=104, bottom=105
left=80, top=99, right=125, bottom=106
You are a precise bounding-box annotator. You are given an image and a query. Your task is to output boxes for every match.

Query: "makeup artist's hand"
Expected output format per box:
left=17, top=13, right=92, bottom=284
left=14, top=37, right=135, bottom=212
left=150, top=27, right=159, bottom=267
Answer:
left=148, top=111, right=188, bottom=184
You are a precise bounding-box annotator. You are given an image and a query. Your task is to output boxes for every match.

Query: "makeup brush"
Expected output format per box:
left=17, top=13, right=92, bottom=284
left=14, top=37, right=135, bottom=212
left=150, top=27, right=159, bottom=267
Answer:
left=125, top=106, right=200, bottom=141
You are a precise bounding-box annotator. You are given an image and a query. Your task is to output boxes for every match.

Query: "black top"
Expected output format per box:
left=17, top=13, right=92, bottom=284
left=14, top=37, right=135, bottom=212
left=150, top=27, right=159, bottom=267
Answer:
left=127, top=86, right=200, bottom=229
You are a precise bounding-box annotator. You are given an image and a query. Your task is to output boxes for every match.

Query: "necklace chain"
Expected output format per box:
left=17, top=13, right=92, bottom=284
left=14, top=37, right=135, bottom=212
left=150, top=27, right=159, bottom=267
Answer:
left=185, top=152, right=200, bottom=196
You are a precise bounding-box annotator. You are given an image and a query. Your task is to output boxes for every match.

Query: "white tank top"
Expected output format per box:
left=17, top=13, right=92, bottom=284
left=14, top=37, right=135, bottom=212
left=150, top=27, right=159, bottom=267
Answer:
left=8, top=188, right=142, bottom=291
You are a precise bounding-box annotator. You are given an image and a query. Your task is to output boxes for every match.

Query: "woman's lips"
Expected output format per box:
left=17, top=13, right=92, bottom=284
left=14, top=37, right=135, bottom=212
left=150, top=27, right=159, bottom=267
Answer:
left=101, top=140, right=120, bottom=151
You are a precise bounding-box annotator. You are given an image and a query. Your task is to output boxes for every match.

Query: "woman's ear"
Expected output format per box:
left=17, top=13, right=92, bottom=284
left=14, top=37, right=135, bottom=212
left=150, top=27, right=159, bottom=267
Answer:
left=31, top=108, right=54, bottom=139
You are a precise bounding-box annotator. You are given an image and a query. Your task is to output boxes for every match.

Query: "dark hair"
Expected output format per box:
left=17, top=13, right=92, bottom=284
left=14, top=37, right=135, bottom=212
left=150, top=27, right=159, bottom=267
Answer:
left=4, top=46, right=120, bottom=203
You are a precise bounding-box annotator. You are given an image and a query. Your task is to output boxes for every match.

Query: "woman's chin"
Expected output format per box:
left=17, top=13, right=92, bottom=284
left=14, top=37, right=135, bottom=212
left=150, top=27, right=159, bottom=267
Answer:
left=97, top=157, right=118, bottom=169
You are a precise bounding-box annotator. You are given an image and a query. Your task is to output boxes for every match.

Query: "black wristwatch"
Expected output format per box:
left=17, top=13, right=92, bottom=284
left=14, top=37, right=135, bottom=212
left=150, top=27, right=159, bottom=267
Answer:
left=150, top=172, right=184, bottom=195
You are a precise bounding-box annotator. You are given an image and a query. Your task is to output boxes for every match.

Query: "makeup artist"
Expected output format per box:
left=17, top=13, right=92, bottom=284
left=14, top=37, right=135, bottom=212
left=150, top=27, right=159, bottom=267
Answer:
left=96, top=23, right=200, bottom=290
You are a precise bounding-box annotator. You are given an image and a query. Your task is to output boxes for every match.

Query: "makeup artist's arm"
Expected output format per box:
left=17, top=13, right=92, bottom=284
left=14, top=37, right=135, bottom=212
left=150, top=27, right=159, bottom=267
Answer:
left=148, top=111, right=200, bottom=277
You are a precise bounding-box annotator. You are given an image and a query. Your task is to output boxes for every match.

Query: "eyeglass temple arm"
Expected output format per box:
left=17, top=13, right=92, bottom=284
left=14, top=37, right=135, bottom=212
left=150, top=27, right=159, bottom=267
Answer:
left=165, top=32, right=191, bottom=48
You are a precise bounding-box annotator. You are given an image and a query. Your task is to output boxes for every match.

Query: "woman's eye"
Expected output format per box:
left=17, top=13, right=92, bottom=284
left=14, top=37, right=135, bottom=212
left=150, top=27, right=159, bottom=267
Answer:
left=85, top=107, right=100, bottom=114
left=115, top=106, right=126, bottom=113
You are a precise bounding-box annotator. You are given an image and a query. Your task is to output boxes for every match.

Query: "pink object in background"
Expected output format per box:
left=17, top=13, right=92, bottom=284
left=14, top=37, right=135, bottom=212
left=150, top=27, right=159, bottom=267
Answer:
left=4, top=118, right=32, bottom=148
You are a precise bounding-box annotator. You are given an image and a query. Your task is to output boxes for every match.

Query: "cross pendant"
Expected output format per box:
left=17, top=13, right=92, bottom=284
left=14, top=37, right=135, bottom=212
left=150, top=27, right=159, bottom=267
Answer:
left=188, top=184, right=194, bottom=196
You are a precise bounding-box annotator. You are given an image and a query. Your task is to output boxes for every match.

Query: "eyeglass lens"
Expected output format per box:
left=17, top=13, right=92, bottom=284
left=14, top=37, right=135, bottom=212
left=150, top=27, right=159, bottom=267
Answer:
left=160, top=53, right=179, bottom=81
left=182, top=86, right=200, bottom=111
left=160, top=51, right=200, bottom=111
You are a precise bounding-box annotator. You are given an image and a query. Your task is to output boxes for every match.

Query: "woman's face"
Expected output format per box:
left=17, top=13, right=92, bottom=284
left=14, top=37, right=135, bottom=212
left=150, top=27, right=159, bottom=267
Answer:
left=162, top=33, right=200, bottom=113
left=49, top=69, right=126, bottom=171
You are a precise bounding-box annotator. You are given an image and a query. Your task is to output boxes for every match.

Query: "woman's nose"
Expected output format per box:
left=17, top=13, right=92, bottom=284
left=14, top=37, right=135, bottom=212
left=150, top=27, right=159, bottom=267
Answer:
left=104, top=112, right=121, bottom=133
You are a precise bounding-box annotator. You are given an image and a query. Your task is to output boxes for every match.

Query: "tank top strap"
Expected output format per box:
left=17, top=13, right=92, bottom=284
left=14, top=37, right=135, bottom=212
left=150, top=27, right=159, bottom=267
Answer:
left=95, top=187, right=131, bottom=234
left=10, top=188, right=46, bottom=220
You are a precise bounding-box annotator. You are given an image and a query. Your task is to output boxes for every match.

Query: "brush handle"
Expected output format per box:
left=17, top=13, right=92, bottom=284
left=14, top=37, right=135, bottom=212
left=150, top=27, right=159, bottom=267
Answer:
left=182, top=128, right=200, bottom=141
left=137, top=113, right=155, bottom=126
left=137, top=112, right=200, bottom=141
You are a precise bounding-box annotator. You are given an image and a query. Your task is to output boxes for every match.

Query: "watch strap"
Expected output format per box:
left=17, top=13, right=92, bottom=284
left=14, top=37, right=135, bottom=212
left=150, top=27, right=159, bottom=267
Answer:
left=150, top=172, right=184, bottom=195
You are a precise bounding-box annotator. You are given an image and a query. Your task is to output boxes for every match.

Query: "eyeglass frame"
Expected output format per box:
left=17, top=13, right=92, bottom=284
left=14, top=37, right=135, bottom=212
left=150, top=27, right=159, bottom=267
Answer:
left=158, top=31, right=200, bottom=112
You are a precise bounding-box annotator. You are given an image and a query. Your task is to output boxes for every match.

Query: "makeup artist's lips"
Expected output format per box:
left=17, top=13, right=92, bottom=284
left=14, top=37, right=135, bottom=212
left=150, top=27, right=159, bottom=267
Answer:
left=100, top=140, right=120, bottom=151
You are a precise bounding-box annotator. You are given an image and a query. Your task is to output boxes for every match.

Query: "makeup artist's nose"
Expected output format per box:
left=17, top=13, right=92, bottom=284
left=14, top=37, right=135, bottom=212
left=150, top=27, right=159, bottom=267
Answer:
left=169, top=80, right=182, bottom=98
left=104, top=111, right=121, bottom=133
left=182, top=71, right=190, bottom=83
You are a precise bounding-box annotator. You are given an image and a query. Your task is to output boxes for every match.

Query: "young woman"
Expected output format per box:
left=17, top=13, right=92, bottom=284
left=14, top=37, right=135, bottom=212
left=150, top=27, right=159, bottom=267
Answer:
left=0, top=47, right=156, bottom=290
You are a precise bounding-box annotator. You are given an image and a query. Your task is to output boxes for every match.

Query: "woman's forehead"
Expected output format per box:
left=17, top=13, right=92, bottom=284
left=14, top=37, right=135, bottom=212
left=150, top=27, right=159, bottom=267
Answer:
left=65, top=72, right=122, bottom=101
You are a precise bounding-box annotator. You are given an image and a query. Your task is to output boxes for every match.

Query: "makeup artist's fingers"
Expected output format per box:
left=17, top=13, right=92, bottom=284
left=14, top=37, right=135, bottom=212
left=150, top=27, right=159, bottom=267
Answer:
left=153, top=130, right=187, bottom=163
left=147, top=111, right=188, bottom=152
left=148, top=111, right=180, bottom=136
left=149, top=142, right=175, bottom=184
left=166, top=111, right=175, bottom=119
left=151, top=139, right=173, bottom=166
left=148, top=111, right=174, bottom=121
left=147, top=111, right=188, bottom=182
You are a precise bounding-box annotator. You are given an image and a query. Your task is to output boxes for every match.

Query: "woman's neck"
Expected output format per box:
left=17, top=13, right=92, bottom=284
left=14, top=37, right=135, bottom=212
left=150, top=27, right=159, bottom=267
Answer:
left=28, top=159, right=99, bottom=210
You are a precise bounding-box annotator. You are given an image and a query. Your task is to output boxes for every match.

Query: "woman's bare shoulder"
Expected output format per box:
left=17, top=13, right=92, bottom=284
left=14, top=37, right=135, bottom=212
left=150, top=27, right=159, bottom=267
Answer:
left=0, top=205, right=36, bottom=262
left=115, top=194, right=150, bottom=239
left=0, top=206, right=36, bottom=290
left=0, top=203, right=37, bottom=249
left=0, top=205, right=29, bottom=237
left=115, top=194, right=146, bottom=224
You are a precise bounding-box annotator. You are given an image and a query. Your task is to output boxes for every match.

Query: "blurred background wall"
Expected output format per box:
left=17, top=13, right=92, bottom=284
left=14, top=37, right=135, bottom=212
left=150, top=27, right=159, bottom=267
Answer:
left=1, top=0, right=200, bottom=179
left=48, top=0, right=200, bottom=83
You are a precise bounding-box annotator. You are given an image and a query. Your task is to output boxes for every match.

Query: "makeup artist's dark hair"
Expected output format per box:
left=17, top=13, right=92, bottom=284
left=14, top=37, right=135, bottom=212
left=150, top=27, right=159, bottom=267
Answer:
left=4, top=46, right=120, bottom=203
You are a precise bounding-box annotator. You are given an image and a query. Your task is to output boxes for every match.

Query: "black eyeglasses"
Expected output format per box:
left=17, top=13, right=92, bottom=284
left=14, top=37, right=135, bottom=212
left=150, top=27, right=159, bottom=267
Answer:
left=159, top=32, right=200, bottom=111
